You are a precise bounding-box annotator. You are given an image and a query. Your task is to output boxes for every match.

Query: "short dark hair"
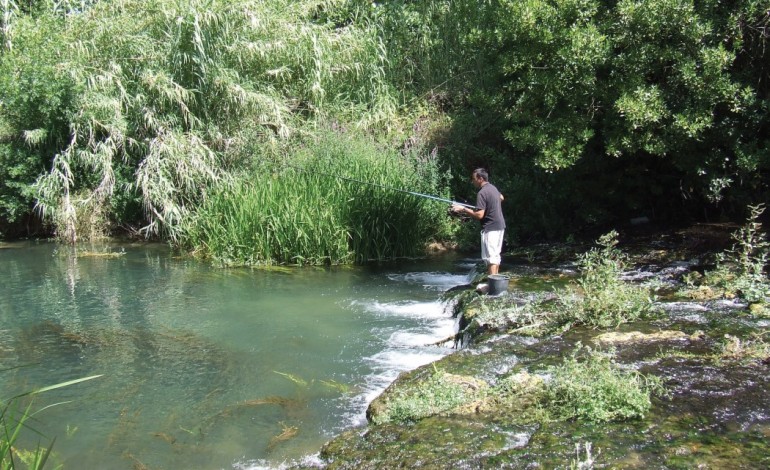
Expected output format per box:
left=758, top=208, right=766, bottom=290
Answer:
left=472, top=168, right=489, bottom=182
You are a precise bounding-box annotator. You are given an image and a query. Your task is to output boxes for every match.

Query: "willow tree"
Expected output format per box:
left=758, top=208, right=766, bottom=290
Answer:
left=1, top=0, right=398, bottom=242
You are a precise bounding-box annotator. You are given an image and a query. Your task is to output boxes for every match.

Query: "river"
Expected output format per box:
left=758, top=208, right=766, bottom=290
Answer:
left=0, top=241, right=474, bottom=469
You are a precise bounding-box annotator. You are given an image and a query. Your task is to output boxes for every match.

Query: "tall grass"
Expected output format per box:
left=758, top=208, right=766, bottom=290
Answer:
left=10, top=0, right=404, bottom=242
left=2, top=374, right=102, bottom=469
left=182, top=134, right=453, bottom=265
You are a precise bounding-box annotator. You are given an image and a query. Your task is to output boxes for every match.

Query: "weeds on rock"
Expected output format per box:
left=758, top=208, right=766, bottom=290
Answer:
left=477, top=294, right=556, bottom=332
left=455, top=232, right=656, bottom=339
left=717, top=332, right=770, bottom=364
left=687, top=204, right=769, bottom=305
left=565, top=231, right=656, bottom=328
left=370, top=367, right=482, bottom=425
left=370, top=346, right=665, bottom=427
left=543, top=345, right=665, bottom=423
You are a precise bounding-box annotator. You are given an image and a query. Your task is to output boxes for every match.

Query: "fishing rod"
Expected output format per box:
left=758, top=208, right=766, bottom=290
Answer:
left=287, top=164, right=478, bottom=212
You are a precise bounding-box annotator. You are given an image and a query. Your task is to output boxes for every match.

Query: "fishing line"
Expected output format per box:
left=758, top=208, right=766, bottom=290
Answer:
left=284, top=163, right=478, bottom=211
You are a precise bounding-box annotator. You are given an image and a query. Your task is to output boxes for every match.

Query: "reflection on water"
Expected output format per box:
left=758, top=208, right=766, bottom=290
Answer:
left=0, top=241, right=476, bottom=469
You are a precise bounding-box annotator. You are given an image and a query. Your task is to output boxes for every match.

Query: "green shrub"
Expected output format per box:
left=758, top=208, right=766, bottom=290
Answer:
left=701, top=204, right=769, bottom=304
left=544, top=346, right=664, bottom=423
left=565, top=231, right=655, bottom=328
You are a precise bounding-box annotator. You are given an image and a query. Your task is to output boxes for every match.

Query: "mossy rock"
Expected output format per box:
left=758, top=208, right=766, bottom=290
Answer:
left=683, top=285, right=723, bottom=301
left=464, top=371, right=545, bottom=417
left=748, top=302, right=770, bottom=318
left=319, top=416, right=540, bottom=470
left=366, top=371, right=488, bottom=424
left=592, top=330, right=690, bottom=344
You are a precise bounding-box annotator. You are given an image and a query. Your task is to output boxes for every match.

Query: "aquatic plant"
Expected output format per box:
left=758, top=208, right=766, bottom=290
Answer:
left=1, top=374, right=102, bottom=469
left=267, top=422, right=298, bottom=452
left=543, top=346, right=664, bottom=423
left=273, top=371, right=309, bottom=388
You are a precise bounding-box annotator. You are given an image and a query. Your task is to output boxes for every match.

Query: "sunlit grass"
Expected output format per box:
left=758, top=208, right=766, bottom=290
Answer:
left=182, top=134, right=453, bottom=265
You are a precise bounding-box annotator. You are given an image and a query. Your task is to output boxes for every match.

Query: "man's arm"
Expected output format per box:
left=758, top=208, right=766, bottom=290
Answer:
left=452, top=204, right=485, bottom=221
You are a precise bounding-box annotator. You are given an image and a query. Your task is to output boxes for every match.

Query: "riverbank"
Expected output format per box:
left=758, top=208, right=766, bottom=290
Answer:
left=299, top=223, right=770, bottom=469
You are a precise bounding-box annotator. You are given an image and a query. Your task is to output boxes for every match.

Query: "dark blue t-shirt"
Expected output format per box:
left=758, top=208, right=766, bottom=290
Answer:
left=476, top=183, right=505, bottom=232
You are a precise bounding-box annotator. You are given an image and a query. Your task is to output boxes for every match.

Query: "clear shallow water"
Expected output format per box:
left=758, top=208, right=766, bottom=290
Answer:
left=0, top=241, right=474, bottom=469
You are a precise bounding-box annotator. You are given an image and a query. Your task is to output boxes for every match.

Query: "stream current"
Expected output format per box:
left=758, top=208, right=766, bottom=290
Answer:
left=0, top=241, right=474, bottom=469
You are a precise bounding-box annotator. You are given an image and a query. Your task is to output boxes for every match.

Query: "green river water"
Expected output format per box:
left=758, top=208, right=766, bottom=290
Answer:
left=0, top=241, right=473, bottom=469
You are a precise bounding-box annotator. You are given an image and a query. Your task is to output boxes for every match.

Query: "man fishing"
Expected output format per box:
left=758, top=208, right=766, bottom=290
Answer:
left=451, top=168, right=506, bottom=275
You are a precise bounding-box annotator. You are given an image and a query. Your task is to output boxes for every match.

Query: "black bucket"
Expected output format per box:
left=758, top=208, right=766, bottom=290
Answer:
left=487, top=274, right=509, bottom=296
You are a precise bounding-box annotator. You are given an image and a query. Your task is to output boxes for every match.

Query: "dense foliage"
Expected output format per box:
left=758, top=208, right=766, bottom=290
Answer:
left=1, top=0, right=768, bottom=259
left=364, top=0, right=769, bottom=238
left=545, top=346, right=664, bottom=423
left=182, top=134, right=453, bottom=265
left=1, top=0, right=406, bottom=246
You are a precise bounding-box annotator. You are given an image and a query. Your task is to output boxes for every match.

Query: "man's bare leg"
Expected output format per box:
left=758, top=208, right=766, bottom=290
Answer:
left=488, top=264, right=499, bottom=275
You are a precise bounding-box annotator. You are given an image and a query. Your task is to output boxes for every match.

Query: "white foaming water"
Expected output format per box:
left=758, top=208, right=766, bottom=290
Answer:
left=367, top=348, right=449, bottom=372
left=386, top=271, right=474, bottom=291
left=239, top=268, right=467, bottom=469
left=342, top=270, right=464, bottom=429
left=235, top=453, right=324, bottom=470
left=388, top=327, right=454, bottom=348
left=361, top=299, right=448, bottom=319
left=352, top=349, right=450, bottom=423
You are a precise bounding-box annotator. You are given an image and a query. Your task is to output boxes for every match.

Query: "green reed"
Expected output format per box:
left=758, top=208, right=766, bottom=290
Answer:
left=2, top=374, right=102, bottom=469
left=182, top=136, right=451, bottom=265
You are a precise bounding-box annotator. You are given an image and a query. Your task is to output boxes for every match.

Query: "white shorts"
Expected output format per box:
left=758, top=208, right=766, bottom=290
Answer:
left=481, top=230, right=504, bottom=266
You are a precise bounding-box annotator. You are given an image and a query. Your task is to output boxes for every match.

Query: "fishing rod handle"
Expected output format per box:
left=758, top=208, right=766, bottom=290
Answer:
left=451, top=201, right=477, bottom=210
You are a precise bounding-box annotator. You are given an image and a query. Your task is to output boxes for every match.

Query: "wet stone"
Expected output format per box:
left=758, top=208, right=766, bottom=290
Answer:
left=307, top=231, right=770, bottom=469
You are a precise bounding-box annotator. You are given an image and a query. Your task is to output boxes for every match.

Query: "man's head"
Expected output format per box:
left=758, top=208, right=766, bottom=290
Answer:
left=472, top=168, right=489, bottom=188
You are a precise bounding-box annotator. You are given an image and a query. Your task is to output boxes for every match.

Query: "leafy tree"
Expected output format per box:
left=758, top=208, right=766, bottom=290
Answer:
left=367, top=0, right=768, bottom=236
left=0, top=13, right=75, bottom=234
left=1, top=0, right=768, bottom=245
